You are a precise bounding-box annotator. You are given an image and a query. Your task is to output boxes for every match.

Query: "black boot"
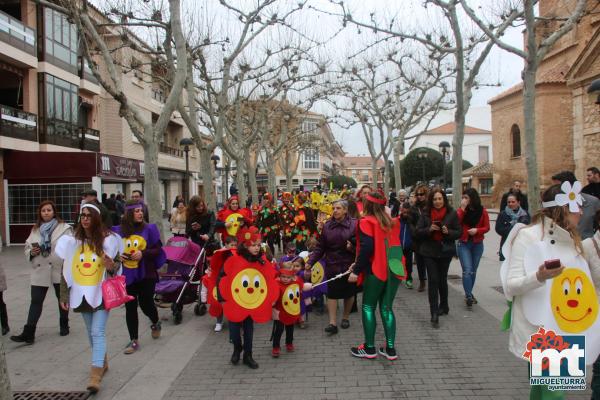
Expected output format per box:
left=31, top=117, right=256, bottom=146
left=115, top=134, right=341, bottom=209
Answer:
left=230, top=345, right=242, bottom=365
left=59, top=318, right=69, bottom=336
left=10, top=324, right=35, bottom=344
left=0, top=305, right=8, bottom=336
left=430, top=314, right=439, bottom=329
left=243, top=351, right=259, bottom=369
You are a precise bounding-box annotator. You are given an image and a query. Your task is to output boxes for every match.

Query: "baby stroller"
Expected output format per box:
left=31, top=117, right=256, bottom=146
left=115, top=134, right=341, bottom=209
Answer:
left=155, top=236, right=206, bottom=324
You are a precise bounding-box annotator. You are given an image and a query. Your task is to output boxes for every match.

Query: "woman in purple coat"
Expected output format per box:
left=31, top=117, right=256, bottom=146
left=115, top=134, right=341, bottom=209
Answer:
left=307, top=200, right=357, bottom=335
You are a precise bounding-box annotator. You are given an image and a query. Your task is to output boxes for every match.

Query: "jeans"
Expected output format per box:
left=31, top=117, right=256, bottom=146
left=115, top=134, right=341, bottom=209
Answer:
left=125, top=279, right=159, bottom=340
left=424, top=257, right=452, bottom=316
left=230, top=317, right=254, bottom=353
left=457, top=241, right=484, bottom=299
left=414, top=253, right=427, bottom=281
left=27, top=284, right=69, bottom=327
left=81, top=309, right=109, bottom=368
left=404, top=248, right=414, bottom=281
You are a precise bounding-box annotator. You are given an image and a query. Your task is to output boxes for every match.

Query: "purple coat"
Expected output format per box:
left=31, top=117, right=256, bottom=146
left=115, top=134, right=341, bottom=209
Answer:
left=307, top=216, right=357, bottom=279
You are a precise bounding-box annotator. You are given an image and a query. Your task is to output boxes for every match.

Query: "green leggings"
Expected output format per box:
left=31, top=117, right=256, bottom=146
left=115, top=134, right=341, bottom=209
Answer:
left=361, top=273, right=400, bottom=349
left=529, top=385, right=564, bottom=399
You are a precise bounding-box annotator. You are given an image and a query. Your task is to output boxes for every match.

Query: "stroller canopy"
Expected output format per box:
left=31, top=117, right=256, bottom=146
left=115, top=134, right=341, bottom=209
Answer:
left=163, top=237, right=202, bottom=266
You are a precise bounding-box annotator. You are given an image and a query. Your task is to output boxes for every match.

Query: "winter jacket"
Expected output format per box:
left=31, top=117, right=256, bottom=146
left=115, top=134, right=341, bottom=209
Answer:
left=415, top=207, right=461, bottom=258
left=307, top=215, right=357, bottom=278
left=24, top=222, right=72, bottom=287
left=456, top=208, right=490, bottom=243
left=186, top=211, right=216, bottom=247
left=407, top=204, right=426, bottom=252
left=495, top=208, right=531, bottom=260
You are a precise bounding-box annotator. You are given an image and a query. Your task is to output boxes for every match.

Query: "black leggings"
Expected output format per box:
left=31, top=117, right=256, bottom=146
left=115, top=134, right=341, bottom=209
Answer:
left=0, top=291, right=8, bottom=328
left=404, top=249, right=414, bottom=280
left=272, top=320, right=294, bottom=348
left=414, top=253, right=427, bottom=281
left=27, top=284, right=68, bottom=327
left=230, top=317, right=254, bottom=353
left=125, top=279, right=159, bottom=340
left=424, top=257, right=452, bottom=316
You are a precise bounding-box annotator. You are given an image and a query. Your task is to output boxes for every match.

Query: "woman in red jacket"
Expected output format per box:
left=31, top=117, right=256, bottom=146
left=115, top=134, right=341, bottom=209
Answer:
left=456, top=188, right=490, bottom=308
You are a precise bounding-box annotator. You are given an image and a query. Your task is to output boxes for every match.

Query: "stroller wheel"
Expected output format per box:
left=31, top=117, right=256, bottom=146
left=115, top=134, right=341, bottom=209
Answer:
left=194, top=303, right=207, bottom=316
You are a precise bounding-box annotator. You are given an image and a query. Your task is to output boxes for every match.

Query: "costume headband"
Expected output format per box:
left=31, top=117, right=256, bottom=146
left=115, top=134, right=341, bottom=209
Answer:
left=541, top=181, right=583, bottom=213
left=125, top=202, right=145, bottom=211
left=366, top=194, right=387, bottom=205
left=81, top=204, right=100, bottom=214
left=237, top=226, right=261, bottom=246
left=263, top=193, right=272, bottom=201
left=279, top=269, right=296, bottom=277
left=282, top=192, right=292, bottom=201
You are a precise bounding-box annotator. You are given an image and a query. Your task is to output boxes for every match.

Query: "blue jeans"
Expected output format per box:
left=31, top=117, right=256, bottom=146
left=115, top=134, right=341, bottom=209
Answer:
left=81, top=309, right=109, bottom=368
left=457, top=241, right=484, bottom=299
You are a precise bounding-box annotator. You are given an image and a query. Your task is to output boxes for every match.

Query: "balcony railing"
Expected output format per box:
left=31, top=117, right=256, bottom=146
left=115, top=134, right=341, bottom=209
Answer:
left=0, top=9, right=35, bottom=56
left=78, top=56, right=99, bottom=85
left=79, top=126, right=100, bottom=152
left=0, top=105, right=37, bottom=141
left=159, top=143, right=183, bottom=157
left=45, top=119, right=100, bottom=152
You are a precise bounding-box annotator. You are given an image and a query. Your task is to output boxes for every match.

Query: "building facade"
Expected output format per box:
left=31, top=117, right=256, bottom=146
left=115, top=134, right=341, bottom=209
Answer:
left=0, top=1, right=200, bottom=243
left=489, top=0, right=600, bottom=204
left=341, top=156, right=385, bottom=188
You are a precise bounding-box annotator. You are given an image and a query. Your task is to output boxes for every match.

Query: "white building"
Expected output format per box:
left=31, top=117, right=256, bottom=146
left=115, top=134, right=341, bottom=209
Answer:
left=408, top=121, right=492, bottom=165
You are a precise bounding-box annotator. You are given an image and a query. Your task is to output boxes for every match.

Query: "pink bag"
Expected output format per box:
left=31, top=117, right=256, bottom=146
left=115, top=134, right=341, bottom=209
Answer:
left=102, top=274, right=134, bottom=310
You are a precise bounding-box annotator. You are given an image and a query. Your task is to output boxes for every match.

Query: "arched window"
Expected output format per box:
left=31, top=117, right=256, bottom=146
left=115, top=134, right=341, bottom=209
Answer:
left=511, top=124, right=521, bottom=157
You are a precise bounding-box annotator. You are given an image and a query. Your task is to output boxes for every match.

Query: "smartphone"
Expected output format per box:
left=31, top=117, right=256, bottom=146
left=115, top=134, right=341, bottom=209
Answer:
left=544, top=259, right=561, bottom=270
left=32, top=242, right=40, bottom=248
left=432, top=221, right=442, bottom=227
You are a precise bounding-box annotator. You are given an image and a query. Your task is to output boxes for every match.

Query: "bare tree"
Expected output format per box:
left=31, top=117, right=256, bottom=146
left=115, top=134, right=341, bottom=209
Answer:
left=460, top=0, right=588, bottom=212
left=327, top=0, right=520, bottom=204
left=59, top=0, right=188, bottom=228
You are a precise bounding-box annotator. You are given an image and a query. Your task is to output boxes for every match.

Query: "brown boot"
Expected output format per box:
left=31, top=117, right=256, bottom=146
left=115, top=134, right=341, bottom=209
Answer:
left=87, top=366, right=103, bottom=393
left=103, top=354, right=108, bottom=376
left=417, top=280, right=426, bottom=292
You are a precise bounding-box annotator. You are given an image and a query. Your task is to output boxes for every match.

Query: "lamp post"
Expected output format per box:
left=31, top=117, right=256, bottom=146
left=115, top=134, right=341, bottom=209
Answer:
left=179, top=138, right=194, bottom=203
left=438, top=141, right=451, bottom=189
left=417, top=150, right=428, bottom=183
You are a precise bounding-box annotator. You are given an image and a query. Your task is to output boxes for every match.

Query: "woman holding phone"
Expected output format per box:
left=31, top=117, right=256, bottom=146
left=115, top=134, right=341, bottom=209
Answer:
left=11, top=200, right=72, bottom=344
left=415, top=188, right=461, bottom=328
left=186, top=196, right=216, bottom=248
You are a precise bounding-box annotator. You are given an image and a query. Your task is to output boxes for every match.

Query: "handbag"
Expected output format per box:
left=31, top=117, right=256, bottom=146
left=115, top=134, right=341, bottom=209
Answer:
left=441, top=239, right=457, bottom=257
left=102, top=268, right=134, bottom=310
left=385, top=238, right=406, bottom=278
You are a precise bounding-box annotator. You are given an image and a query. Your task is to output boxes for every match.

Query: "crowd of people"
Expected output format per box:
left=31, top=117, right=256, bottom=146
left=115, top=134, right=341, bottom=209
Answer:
left=0, top=165, right=600, bottom=397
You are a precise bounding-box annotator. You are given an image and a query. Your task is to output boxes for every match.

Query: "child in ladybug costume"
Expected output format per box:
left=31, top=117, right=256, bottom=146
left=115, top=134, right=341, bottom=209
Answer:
left=219, top=226, right=278, bottom=369
left=271, top=263, right=311, bottom=357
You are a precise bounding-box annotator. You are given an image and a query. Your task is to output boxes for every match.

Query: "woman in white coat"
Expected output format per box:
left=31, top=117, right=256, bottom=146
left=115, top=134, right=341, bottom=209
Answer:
left=502, top=183, right=590, bottom=400
left=10, top=200, right=72, bottom=344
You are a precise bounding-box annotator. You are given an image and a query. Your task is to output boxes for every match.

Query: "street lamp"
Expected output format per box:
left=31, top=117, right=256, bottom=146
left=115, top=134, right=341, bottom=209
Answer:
left=438, top=141, right=451, bottom=189
left=179, top=138, right=194, bottom=203
left=417, top=149, right=428, bottom=183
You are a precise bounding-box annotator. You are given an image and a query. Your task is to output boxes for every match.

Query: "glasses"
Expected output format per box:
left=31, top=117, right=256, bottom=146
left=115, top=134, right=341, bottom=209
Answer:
left=416, top=193, right=426, bottom=197
left=80, top=213, right=92, bottom=220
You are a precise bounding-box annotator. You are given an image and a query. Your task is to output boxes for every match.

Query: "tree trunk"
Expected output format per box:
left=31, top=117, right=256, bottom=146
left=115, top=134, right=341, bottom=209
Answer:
left=246, top=148, right=259, bottom=205
left=382, top=154, right=390, bottom=195
left=143, top=132, right=163, bottom=236
left=199, top=147, right=216, bottom=211
left=0, top=339, right=12, bottom=400
left=285, top=151, right=293, bottom=192
left=235, top=164, right=247, bottom=207
left=393, top=146, right=403, bottom=192
left=267, top=151, right=277, bottom=198
left=452, top=110, right=466, bottom=208
left=371, top=159, right=379, bottom=189
left=522, top=64, right=540, bottom=213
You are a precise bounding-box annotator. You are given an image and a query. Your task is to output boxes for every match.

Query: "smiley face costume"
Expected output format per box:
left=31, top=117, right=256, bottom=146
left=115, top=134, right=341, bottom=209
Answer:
left=216, top=196, right=252, bottom=242
left=271, top=270, right=303, bottom=351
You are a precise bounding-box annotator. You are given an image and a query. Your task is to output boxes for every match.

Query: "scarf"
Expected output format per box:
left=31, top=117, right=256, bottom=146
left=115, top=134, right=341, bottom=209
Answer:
left=463, top=205, right=483, bottom=228
left=39, top=218, right=58, bottom=251
left=505, top=206, right=527, bottom=226
left=430, top=207, right=447, bottom=242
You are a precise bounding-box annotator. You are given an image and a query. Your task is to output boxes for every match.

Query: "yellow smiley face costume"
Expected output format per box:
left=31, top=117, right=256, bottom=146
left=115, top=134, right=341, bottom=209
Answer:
left=123, top=235, right=147, bottom=269
left=56, top=233, right=124, bottom=309
left=226, top=213, right=244, bottom=236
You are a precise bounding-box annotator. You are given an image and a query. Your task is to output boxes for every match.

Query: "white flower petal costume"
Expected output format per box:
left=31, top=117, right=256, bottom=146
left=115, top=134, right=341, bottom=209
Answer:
left=56, top=233, right=124, bottom=309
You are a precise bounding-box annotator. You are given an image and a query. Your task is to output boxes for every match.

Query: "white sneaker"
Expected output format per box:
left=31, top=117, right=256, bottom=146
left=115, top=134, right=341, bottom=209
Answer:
left=214, top=323, right=223, bottom=332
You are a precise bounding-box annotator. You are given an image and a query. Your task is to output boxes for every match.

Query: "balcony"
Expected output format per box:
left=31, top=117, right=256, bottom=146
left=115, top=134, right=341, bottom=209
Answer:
left=0, top=105, right=37, bottom=142
left=79, top=126, right=100, bottom=152
left=45, top=119, right=100, bottom=152
left=78, top=56, right=98, bottom=85
left=152, top=88, right=166, bottom=103
left=0, top=9, right=36, bottom=57
left=159, top=143, right=183, bottom=157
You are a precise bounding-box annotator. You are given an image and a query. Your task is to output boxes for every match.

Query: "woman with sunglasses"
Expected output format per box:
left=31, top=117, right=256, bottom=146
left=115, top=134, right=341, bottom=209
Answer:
left=11, top=200, right=72, bottom=344
left=415, top=187, right=461, bottom=328
left=57, top=203, right=123, bottom=393
left=112, top=200, right=166, bottom=354
left=407, top=184, right=429, bottom=292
